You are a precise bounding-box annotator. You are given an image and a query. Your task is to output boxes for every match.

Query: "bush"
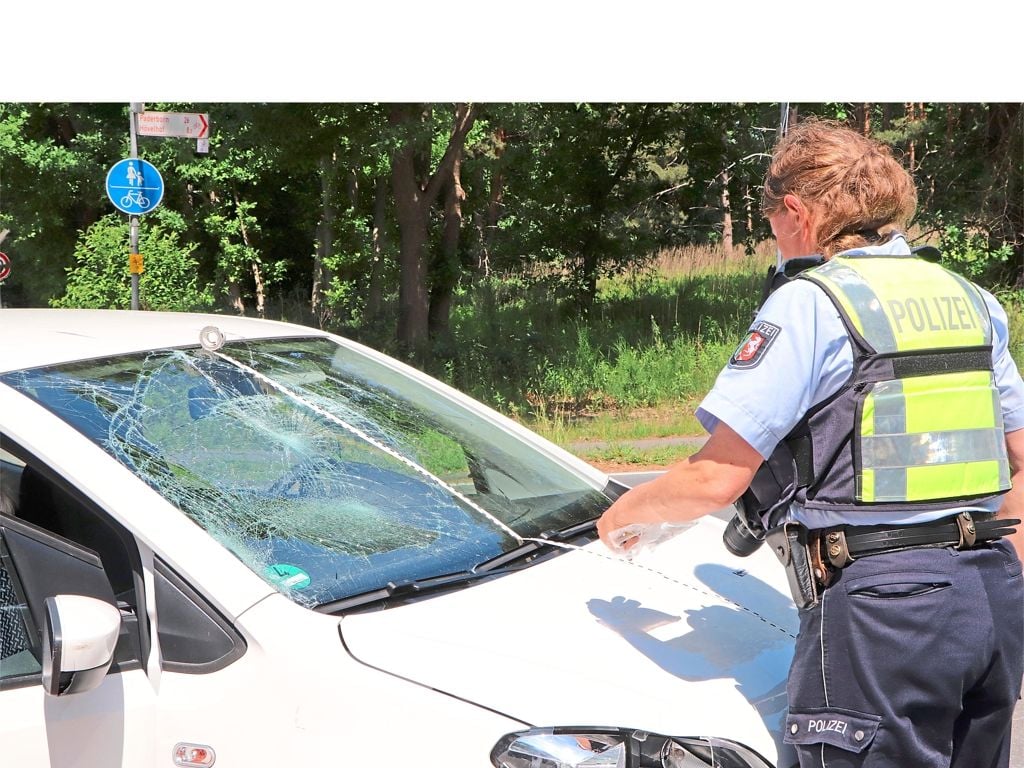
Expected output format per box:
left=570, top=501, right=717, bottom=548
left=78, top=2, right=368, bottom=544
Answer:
left=996, top=288, right=1024, bottom=370
left=54, top=209, right=214, bottom=312
left=938, top=224, right=1014, bottom=286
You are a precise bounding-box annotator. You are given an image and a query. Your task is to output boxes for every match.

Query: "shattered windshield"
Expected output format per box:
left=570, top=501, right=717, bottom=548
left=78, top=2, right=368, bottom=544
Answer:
left=1, top=336, right=610, bottom=607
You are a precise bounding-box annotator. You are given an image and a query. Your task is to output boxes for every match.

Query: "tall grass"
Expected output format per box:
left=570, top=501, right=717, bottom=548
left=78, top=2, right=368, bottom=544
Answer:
left=440, top=243, right=774, bottom=424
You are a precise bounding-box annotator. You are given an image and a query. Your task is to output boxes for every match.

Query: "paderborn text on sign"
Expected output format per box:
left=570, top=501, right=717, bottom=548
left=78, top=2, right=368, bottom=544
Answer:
left=137, top=111, right=210, bottom=139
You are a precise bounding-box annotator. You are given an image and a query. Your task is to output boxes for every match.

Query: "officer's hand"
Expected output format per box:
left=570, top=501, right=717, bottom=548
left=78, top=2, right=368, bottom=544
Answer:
left=597, top=491, right=666, bottom=552
left=596, top=422, right=762, bottom=553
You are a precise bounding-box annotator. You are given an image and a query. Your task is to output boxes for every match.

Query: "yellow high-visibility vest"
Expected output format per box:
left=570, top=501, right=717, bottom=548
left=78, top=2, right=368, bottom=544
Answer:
left=795, top=254, right=1010, bottom=507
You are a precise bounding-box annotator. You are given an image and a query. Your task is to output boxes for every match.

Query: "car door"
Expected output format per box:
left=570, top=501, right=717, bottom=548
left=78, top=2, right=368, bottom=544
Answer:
left=0, top=445, right=159, bottom=768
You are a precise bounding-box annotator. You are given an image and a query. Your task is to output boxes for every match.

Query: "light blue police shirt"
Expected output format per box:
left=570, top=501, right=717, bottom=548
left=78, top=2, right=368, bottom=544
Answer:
left=696, top=234, right=1024, bottom=528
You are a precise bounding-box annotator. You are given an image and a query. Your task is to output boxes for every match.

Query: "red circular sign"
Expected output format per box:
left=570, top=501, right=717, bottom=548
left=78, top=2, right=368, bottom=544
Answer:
left=0, top=252, right=10, bottom=282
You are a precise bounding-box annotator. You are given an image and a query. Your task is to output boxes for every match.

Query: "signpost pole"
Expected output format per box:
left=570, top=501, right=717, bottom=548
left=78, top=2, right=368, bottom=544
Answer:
left=111, top=106, right=196, bottom=311
left=129, top=102, right=143, bottom=311
left=0, top=253, right=9, bottom=309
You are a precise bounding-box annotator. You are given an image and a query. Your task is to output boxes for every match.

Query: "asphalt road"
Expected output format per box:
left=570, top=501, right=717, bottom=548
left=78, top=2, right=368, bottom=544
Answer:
left=611, top=471, right=1024, bottom=767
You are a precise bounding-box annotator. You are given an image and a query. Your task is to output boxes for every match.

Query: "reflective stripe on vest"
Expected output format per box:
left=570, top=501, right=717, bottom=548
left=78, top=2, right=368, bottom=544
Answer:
left=809, top=256, right=993, bottom=351
left=802, top=256, right=1009, bottom=505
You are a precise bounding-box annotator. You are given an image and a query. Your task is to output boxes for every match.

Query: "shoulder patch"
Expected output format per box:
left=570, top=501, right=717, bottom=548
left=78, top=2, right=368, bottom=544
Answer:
left=729, top=321, right=781, bottom=369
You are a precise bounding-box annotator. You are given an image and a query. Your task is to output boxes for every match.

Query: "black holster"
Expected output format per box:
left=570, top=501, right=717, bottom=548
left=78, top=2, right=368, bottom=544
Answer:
left=765, top=523, right=819, bottom=609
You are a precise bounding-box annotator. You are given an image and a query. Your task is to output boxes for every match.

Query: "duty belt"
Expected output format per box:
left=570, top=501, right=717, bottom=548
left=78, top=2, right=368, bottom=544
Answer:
left=814, top=511, right=1019, bottom=570
left=767, top=512, right=1019, bottom=610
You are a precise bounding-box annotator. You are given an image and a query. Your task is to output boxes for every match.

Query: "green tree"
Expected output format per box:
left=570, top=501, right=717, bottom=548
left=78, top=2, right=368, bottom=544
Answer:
left=482, top=103, right=777, bottom=310
left=484, top=104, right=665, bottom=310
left=152, top=102, right=289, bottom=317
left=0, top=103, right=125, bottom=305
left=4, top=101, right=1018, bottom=350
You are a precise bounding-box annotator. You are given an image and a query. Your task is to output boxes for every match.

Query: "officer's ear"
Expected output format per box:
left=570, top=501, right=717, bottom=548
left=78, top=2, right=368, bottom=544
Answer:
left=782, top=194, right=819, bottom=254
left=782, top=194, right=810, bottom=222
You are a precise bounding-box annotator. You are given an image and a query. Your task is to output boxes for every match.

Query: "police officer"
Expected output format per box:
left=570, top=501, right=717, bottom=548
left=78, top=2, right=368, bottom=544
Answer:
left=597, top=119, right=1024, bottom=767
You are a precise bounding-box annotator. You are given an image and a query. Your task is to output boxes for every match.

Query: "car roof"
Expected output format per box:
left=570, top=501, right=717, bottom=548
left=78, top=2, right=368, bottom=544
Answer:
left=0, top=309, right=327, bottom=373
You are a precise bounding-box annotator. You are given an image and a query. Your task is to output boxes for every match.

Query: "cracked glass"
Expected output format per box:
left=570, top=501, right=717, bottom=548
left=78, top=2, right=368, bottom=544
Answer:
left=2, top=337, right=610, bottom=608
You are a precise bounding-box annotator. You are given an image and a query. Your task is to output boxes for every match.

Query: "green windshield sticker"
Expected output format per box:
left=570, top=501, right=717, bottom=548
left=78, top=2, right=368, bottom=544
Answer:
left=266, top=563, right=312, bottom=590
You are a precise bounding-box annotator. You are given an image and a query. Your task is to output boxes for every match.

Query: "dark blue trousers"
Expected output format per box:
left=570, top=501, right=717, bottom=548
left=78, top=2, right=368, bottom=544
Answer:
left=784, top=540, right=1024, bottom=767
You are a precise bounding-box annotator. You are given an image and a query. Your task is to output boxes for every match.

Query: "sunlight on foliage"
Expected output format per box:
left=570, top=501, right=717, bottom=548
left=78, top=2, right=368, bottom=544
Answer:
left=53, top=209, right=214, bottom=312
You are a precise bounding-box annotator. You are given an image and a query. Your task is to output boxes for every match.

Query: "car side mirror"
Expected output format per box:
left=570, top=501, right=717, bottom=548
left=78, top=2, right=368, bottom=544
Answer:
left=41, top=594, right=121, bottom=697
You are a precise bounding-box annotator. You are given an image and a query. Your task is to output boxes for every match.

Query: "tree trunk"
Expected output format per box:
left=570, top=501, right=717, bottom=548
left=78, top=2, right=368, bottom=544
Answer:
left=251, top=264, right=266, bottom=319
left=367, top=175, right=388, bottom=320
left=389, top=102, right=476, bottom=360
left=720, top=169, right=733, bottom=255
left=311, top=153, right=337, bottom=327
left=218, top=188, right=244, bottom=314
left=744, top=184, right=755, bottom=239
left=906, top=103, right=917, bottom=172
left=233, top=190, right=264, bottom=319
left=391, top=138, right=431, bottom=358
left=856, top=103, right=872, bottom=135
left=429, top=152, right=465, bottom=346
left=227, top=282, right=246, bottom=315
left=480, top=128, right=507, bottom=275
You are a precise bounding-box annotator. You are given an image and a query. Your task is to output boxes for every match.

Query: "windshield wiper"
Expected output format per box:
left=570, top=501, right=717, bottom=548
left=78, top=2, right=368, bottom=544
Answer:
left=317, top=519, right=600, bottom=614
left=472, top=517, right=598, bottom=572
left=316, top=566, right=524, bottom=613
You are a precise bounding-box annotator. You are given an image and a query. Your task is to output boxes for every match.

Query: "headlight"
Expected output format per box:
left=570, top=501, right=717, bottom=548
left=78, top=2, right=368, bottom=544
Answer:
left=491, top=727, right=773, bottom=768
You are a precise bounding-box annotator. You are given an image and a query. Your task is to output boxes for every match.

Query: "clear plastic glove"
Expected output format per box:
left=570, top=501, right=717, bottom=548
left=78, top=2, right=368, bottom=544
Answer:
left=607, top=521, right=695, bottom=560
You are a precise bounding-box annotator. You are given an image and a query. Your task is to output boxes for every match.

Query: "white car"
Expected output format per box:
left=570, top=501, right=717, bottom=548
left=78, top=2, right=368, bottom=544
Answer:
left=0, top=309, right=798, bottom=767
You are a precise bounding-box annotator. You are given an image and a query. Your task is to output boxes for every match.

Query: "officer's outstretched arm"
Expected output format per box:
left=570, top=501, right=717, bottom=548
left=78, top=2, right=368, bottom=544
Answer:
left=999, top=427, right=1024, bottom=559
left=596, top=423, right=762, bottom=550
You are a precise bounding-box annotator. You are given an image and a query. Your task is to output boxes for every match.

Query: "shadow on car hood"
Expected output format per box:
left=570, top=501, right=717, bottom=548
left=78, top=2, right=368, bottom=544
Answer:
left=339, top=516, right=798, bottom=764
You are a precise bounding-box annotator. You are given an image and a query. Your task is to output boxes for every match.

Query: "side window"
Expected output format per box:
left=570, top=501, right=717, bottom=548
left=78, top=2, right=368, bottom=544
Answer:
left=16, top=463, right=137, bottom=601
left=1, top=447, right=43, bottom=684
left=1, top=446, right=23, bottom=517
left=0, top=439, right=148, bottom=683
left=0, top=558, right=41, bottom=682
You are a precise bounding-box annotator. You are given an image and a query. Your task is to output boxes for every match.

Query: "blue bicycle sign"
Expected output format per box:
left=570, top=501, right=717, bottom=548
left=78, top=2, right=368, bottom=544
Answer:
left=106, top=158, right=164, bottom=215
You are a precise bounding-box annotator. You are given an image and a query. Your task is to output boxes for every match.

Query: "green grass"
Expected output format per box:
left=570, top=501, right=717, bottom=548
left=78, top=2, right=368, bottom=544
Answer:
left=529, top=406, right=704, bottom=445
left=571, top=441, right=701, bottom=467
left=438, top=263, right=761, bottom=418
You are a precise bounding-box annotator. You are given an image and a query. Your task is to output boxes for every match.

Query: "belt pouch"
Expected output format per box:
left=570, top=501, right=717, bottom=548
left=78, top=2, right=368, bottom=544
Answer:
left=766, top=523, right=819, bottom=609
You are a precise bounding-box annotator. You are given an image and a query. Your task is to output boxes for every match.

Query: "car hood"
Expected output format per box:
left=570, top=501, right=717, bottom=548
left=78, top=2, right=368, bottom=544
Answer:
left=339, top=516, right=798, bottom=765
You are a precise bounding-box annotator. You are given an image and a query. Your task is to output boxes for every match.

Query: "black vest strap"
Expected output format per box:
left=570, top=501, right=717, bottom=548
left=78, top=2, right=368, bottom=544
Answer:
left=788, top=434, right=815, bottom=487
left=758, top=255, right=827, bottom=310
left=855, top=347, right=994, bottom=385
left=889, top=348, right=993, bottom=378
left=911, top=244, right=942, bottom=262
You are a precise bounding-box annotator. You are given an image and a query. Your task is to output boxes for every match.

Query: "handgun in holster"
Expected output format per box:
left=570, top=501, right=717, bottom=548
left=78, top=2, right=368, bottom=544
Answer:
left=765, top=523, right=819, bottom=609
left=722, top=432, right=823, bottom=608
